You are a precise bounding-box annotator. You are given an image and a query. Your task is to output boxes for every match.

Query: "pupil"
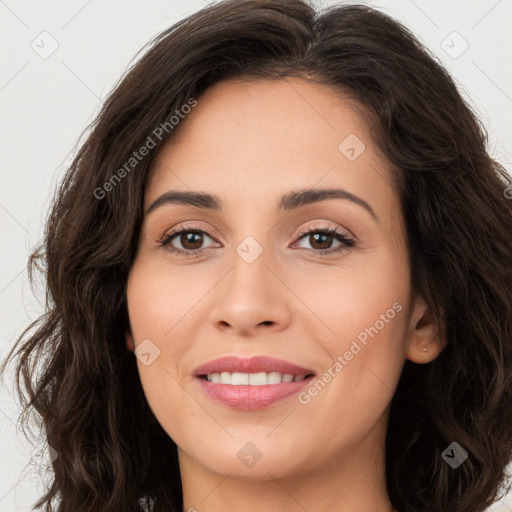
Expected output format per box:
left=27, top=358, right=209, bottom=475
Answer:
left=311, top=233, right=331, bottom=250
left=182, top=232, right=203, bottom=250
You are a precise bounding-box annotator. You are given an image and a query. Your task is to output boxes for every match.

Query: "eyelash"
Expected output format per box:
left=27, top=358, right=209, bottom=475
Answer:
left=157, top=223, right=355, bottom=257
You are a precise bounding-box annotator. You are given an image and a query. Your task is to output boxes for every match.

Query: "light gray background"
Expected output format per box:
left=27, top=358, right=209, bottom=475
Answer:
left=1, top=0, right=511, bottom=510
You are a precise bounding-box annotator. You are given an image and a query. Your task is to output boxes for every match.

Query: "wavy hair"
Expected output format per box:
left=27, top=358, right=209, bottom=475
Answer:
left=2, top=1, right=512, bottom=511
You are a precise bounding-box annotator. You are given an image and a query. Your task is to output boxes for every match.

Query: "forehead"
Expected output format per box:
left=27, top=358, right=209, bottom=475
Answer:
left=145, top=77, right=397, bottom=220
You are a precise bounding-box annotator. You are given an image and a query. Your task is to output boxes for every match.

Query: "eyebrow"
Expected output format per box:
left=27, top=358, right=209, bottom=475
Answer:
left=146, top=188, right=378, bottom=221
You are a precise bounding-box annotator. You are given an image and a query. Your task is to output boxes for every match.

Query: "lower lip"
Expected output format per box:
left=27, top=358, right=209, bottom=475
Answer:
left=196, top=376, right=314, bottom=410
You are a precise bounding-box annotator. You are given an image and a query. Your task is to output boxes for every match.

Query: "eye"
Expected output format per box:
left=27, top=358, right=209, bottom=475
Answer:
left=157, top=223, right=355, bottom=257
left=158, top=224, right=219, bottom=257
left=292, top=224, right=355, bottom=255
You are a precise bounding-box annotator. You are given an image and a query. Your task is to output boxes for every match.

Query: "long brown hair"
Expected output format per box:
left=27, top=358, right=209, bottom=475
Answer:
left=2, top=1, right=512, bottom=511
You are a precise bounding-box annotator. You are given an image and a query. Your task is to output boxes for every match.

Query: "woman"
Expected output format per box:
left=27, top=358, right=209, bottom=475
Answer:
left=2, top=1, right=512, bottom=511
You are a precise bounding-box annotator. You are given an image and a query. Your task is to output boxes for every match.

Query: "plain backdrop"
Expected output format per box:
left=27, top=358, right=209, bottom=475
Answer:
left=1, top=0, right=511, bottom=510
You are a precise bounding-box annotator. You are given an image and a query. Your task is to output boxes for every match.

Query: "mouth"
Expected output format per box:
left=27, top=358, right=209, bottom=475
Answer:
left=198, top=371, right=314, bottom=385
left=194, top=356, right=316, bottom=410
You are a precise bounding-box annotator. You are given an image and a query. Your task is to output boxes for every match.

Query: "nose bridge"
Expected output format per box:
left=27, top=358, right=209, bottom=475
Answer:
left=228, top=232, right=272, bottom=301
left=225, top=204, right=274, bottom=283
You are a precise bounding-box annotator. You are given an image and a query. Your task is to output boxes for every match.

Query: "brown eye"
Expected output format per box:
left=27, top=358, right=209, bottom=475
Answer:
left=308, top=232, right=334, bottom=250
left=158, top=226, right=219, bottom=256
left=294, top=225, right=355, bottom=255
left=179, top=231, right=205, bottom=250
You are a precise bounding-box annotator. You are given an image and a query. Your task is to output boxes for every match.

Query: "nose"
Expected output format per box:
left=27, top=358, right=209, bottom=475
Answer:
left=208, top=242, right=292, bottom=337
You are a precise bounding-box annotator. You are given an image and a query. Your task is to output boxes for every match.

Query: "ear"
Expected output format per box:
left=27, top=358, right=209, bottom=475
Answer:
left=126, top=329, right=135, bottom=352
left=406, top=293, right=446, bottom=363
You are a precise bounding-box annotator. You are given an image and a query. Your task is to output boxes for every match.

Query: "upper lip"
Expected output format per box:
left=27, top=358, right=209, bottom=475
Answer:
left=194, top=356, right=315, bottom=377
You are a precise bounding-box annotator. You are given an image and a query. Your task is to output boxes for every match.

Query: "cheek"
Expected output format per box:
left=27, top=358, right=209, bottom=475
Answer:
left=301, top=245, right=409, bottom=345
left=126, top=258, right=213, bottom=441
left=126, top=255, right=210, bottom=341
left=295, top=254, right=409, bottom=435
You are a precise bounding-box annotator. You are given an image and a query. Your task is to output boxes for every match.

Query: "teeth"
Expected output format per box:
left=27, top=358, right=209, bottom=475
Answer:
left=267, top=371, right=282, bottom=384
left=220, top=372, right=231, bottom=384
left=205, top=371, right=307, bottom=385
left=231, top=372, right=249, bottom=385
left=249, top=372, right=267, bottom=385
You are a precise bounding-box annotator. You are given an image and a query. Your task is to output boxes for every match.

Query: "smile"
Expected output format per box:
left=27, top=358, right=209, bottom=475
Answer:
left=203, top=371, right=308, bottom=385
left=194, top=356, right=316, bottom=410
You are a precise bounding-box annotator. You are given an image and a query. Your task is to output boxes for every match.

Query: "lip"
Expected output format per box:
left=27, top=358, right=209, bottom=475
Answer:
left=194, top=356, right=315, bottom=411
left=194, top=355, right=314, bottom=377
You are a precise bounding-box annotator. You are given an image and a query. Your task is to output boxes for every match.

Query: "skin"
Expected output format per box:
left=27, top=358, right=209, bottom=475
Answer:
left=125, top=77, right=446, bottom=512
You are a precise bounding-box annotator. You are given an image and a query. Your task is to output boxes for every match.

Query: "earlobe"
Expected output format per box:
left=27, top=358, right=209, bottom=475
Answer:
left=405, top=293, right=446, bottom=364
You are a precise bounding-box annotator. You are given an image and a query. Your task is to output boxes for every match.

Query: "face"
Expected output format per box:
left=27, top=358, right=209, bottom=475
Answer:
left=126, top=77, right=443, bottom=481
